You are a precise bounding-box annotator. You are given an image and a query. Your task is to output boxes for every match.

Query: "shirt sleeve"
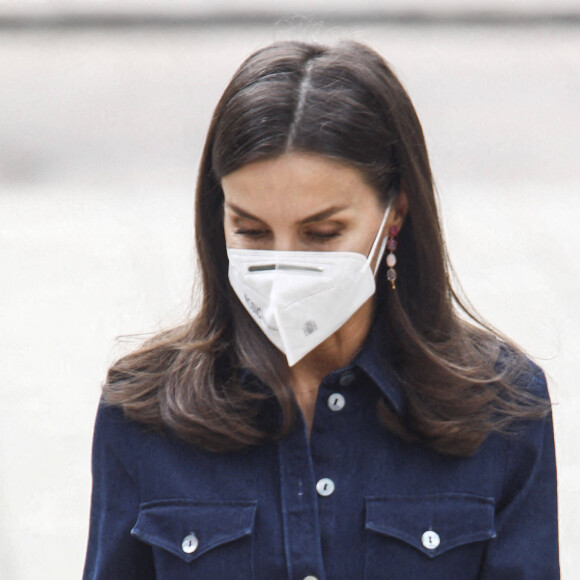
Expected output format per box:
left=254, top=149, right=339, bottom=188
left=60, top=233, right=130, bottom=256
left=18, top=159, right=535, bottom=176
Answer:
left=479, top=370, right=560, bottom=579
left=83, top=403, right=156, bottom=580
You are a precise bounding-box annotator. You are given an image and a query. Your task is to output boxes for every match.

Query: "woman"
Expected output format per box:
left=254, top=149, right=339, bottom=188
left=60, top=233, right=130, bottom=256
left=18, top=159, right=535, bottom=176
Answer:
left=83, top=40, right=559, bottom=579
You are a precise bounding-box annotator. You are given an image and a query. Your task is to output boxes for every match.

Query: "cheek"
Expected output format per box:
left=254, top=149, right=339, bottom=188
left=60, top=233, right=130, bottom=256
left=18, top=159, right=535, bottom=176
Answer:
left=223, top=228, right=241, bottom=250
left=343, top=220, right=383, bottom=256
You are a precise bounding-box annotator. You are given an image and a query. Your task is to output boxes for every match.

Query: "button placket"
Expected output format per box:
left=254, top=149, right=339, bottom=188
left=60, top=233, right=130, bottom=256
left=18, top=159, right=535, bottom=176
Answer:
left=278, top=422, right=326, bottom=580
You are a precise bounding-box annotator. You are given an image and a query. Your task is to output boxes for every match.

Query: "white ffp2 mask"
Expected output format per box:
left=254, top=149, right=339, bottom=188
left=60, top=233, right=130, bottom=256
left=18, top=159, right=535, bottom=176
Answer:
left=227, top=204, right=391, bottom=366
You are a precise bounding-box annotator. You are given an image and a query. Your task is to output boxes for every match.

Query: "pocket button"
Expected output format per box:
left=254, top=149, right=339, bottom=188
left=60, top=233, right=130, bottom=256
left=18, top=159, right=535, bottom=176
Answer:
left=182, top=532, right=199, bottom=554
left=421, top=530, right=440, bottom=550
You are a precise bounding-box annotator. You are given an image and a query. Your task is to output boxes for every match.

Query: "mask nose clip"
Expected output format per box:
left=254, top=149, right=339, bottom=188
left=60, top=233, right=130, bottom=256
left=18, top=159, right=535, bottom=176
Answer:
left=248, top=264, right=323, bottom=273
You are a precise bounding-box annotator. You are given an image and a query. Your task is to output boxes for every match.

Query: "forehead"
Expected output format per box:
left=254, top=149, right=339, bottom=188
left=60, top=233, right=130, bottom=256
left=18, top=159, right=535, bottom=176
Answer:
left=221, top=152, right=380, bottom=220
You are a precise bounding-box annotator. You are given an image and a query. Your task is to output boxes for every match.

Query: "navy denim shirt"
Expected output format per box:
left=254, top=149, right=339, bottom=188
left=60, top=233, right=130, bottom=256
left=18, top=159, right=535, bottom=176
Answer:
left=83, top=320, right=559, bottom=579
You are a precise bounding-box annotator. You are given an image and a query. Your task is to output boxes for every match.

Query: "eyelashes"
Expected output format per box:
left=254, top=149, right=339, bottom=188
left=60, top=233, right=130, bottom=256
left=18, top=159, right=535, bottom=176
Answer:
left=233, top=229, right=342, bottom=242
left=233, top=229, right=268, bottom=238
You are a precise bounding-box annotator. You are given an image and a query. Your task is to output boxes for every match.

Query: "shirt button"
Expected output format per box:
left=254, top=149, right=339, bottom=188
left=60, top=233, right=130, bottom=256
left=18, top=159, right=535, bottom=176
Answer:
left=338, top=370, right=356, bottom=388
left=327, top=392, right=346, bottom=412
left=316, top=477, right=335, bottom=497
left=303, top=576, right=319, bottom=580
left=181, top=532, right=199, bottom=554
left=421, top=530, right=440, bottom=550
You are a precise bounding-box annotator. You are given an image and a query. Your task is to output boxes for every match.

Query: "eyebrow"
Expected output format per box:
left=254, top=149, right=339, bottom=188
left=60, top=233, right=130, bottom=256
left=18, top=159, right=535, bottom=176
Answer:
left=225, top=202, right=350, bottom=225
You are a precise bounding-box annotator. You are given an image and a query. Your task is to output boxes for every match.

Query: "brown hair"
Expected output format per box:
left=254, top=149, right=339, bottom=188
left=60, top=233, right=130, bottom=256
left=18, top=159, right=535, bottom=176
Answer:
left=104, top=40, right=549, bottom=455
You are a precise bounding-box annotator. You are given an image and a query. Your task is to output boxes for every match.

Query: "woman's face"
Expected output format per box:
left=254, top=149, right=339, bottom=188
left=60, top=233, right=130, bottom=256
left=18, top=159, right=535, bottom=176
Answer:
left=222, top=152, right=404, bottom=267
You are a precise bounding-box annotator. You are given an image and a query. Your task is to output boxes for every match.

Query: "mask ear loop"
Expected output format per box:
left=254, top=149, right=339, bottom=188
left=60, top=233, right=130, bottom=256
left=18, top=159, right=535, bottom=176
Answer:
left=366, top=202, right=392, bottom=276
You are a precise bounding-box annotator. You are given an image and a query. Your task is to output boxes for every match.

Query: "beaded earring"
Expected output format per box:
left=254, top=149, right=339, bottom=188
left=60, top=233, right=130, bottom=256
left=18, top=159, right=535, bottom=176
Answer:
left=386, top=226, right=398, bottom=290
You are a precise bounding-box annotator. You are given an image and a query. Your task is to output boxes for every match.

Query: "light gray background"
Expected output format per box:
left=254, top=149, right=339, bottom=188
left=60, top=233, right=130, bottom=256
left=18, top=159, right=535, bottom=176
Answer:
left=1, top=5, right=578, bottom=579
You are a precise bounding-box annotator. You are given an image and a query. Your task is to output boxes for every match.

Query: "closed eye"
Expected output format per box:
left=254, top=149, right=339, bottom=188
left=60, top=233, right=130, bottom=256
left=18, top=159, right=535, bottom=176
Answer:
left=234, top=228, right=270, bottom=239
left=307, top=231, right=341, bottom=240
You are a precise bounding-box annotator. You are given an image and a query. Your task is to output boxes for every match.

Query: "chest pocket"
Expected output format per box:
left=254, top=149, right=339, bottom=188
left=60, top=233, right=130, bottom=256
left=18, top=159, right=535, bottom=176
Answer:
left=364, top=493, right=496, bottom=580
left=131, top=498, right=257, bottom=580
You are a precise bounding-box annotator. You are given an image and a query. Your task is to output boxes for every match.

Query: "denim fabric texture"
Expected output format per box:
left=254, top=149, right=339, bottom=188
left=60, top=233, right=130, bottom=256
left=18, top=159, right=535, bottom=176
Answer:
left=83, top=317, right=559, bottom=579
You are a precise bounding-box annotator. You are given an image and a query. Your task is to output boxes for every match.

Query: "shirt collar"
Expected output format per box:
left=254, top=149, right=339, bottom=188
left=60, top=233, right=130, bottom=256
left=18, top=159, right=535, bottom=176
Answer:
left=351, top=304, right=406, bottom=416
left=238, top=303, right=406, bottom=417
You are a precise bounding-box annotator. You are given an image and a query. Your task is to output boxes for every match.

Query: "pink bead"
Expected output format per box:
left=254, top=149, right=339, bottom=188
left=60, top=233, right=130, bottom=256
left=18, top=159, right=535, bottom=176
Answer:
left=387, top=239, right=398, bottom=252
left=389, top=226, right=398, bottom=237
left=386, top=253, right=397, bottom=267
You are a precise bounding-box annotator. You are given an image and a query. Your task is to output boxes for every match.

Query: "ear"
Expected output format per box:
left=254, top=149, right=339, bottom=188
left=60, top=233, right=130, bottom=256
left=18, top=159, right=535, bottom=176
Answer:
left=389, top=189, right=408, bottom=234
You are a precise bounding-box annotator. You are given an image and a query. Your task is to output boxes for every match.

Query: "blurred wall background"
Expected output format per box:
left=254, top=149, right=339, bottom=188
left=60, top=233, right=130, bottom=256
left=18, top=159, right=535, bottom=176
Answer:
left=1, top=2, right=578, bottom=578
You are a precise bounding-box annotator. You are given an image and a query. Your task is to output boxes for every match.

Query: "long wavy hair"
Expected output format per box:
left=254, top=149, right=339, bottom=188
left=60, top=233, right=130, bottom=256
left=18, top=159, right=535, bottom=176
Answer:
left=104, top=40, right=549, bottom=455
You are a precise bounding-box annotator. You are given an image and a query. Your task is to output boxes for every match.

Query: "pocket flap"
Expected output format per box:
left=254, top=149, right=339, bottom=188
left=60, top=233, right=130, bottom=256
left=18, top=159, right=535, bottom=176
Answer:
left=365, top=493, right=496, bottom=558
left=131, top=499, right=257, bottom=563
